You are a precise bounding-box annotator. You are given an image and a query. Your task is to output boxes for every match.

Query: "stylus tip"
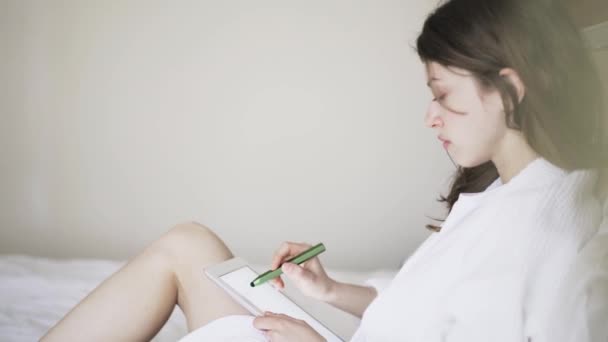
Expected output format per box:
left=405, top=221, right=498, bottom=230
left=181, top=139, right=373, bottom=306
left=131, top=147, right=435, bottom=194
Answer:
left=250, top=282, right=255, bottom=287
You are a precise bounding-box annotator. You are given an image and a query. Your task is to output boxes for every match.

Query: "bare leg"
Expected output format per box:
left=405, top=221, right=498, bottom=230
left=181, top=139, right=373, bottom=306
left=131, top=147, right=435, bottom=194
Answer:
left=41, top=222, right=250, bottom=341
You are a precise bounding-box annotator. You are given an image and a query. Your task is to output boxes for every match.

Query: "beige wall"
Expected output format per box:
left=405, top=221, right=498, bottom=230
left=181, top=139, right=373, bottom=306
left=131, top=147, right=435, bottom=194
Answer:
left=0, top=1, right=447, bottom=270
left=584, top=22, right=608, bottom=134
left=594, top=48, right=608, bottom=111
left=2, top=1, right=605, bottom=270
left=566, top=0, right=608, bottom=28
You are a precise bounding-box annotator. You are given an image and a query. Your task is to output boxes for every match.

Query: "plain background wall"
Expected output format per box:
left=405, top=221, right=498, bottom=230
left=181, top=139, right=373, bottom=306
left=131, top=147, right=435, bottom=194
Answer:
left=1, top=0, right=452, bottom=270
left=1, top=1, right=606, bottom=270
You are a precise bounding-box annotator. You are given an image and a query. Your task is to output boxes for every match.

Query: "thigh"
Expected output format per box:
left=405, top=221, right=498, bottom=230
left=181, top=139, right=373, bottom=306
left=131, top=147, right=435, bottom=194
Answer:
left=178, top=315, right=266, bottom=342
left=157, top=222, right=251, bottom=331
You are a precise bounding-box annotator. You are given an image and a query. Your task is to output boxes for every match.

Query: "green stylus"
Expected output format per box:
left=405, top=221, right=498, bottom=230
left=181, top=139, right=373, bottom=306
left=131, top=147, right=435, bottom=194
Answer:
left=250, top=243, right=326, bottom=287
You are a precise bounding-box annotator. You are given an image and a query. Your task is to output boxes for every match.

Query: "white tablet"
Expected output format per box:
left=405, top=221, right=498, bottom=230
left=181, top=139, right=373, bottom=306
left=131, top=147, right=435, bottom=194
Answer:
left=205, top=257, right=344, bottom=342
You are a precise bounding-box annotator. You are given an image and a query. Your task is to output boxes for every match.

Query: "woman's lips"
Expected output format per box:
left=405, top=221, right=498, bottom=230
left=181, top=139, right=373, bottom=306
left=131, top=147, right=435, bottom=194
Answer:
left=438, top=136, right=451, bottom=149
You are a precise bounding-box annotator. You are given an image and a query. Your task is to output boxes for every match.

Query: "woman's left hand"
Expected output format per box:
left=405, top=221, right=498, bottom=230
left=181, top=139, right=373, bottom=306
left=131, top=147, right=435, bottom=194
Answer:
left=253, top=311, right=326, bottom=342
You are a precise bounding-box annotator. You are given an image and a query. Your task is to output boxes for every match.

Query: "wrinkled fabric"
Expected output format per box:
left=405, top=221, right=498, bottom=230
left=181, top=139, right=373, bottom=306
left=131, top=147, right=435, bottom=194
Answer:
left=352, top=158, right=607, bottom=342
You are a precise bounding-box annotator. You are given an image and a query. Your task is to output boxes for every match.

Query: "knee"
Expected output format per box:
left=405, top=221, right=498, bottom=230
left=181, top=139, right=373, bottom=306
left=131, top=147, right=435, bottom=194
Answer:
left=156, top=221, right=233, bottom=264
left=168, top=221, right=216, bottom=240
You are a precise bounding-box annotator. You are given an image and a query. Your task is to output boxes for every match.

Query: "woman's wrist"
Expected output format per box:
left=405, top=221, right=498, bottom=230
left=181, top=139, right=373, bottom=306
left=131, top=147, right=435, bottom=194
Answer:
left=318, top=278, right=340, bottom=302
left=317, top=279, right=377, bottom=318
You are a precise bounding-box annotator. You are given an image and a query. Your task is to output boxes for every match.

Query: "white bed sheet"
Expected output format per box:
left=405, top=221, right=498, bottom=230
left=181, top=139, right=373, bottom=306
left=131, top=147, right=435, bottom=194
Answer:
left=0, top=254, right=396, bottom=342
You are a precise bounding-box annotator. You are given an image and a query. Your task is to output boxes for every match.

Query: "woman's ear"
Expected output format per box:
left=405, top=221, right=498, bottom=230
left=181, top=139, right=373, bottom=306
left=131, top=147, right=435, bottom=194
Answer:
left=499, top=68, right=526, bottom=103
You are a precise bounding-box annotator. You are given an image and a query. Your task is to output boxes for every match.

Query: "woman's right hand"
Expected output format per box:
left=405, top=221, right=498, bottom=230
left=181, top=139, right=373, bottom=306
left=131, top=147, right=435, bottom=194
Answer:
left=269, top=241, right=336, bottom=302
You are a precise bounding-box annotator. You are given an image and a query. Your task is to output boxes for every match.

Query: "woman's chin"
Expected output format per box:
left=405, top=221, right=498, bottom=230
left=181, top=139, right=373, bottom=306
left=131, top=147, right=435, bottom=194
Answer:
left=450, top=152, right=491, bottom=168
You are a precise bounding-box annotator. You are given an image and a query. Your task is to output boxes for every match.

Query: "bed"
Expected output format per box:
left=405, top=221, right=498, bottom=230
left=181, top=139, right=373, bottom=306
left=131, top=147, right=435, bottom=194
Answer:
left=2, top=224, right=608, bottom=342
left=2, top=180, right=606, bottom=341
left=0, top=254, right=396, bottom=341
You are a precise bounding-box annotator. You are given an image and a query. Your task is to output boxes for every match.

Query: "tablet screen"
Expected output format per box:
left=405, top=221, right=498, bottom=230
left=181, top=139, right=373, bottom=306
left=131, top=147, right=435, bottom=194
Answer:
left=219, top=266, right=342, bottom=341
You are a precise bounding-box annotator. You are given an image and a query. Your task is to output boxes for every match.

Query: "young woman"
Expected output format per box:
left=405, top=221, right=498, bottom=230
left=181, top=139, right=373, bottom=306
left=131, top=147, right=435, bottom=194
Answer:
left=42, top=0, right=607, bottom=341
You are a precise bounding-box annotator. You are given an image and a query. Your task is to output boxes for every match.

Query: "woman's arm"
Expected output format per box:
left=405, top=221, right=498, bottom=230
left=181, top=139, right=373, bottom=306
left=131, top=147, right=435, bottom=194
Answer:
left=268, top=241, right=379, bottom=318
left=321, top=280, right=377, bottom=318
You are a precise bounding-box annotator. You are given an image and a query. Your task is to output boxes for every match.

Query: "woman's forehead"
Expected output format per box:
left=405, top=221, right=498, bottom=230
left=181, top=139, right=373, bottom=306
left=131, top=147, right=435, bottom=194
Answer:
left=425, top=62, right=443, bottom=77
left=425, top=62, right=471, bottom=81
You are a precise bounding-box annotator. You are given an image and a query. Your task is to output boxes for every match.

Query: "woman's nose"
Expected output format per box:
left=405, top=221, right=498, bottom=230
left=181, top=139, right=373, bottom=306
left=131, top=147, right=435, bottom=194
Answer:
left=424, top=101, right=444, bottom=128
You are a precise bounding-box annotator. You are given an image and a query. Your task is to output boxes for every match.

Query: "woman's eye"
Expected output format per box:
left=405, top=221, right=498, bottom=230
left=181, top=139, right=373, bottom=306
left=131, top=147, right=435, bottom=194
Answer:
left=434, top=94, right=467, bottom=115
left=432, top=94, right=446, bottom=102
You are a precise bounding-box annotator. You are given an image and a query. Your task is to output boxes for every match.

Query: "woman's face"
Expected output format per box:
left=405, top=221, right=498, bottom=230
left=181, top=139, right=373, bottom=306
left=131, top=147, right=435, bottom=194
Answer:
left=424, top=62, right=508, bottom=167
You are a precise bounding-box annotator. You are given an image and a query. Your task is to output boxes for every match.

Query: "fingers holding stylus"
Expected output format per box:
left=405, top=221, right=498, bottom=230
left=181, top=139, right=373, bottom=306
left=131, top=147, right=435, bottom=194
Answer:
left=270, top=241, right=312, bottom=289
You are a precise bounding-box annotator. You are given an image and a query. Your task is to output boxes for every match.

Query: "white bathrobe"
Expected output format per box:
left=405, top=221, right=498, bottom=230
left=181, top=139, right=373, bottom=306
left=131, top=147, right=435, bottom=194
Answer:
left=351, top=157, right=606, bottom=341
left=180, top=157, right=607, bottom=342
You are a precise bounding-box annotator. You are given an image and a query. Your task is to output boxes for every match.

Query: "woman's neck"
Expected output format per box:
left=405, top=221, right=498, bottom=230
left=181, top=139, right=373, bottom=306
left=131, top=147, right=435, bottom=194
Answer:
left=492, top=131, right=540, bottom=184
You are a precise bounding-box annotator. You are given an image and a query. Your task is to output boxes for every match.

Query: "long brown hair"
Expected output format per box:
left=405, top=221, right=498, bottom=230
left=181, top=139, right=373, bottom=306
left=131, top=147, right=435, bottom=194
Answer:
left=416, top=0, right=607, bottom=232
